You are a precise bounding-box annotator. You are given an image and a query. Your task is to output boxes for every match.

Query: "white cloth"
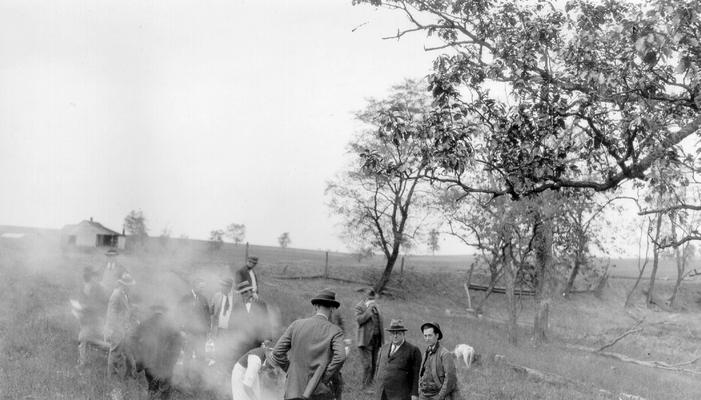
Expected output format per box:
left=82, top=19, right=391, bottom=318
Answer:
left=231, top=355, right=262, bottom=400
left=245, top=302, right=251, bottom=313
left=218, top=294, right=233, bottom=329
left=249, top=270, right=258, bottom=293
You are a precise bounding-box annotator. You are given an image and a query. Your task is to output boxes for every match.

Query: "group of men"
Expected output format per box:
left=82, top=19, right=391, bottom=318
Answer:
left=269, top=288, right=462, bottom=400
left=75, top=250, right=462, bottom=400
left=75, top=251, right=270, bottom=399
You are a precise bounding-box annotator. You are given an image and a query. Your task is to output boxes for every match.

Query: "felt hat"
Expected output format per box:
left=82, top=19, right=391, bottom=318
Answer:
left=105, top=248, right=119, bottom=256
left=237, top=280, right=254, bottom=293
left=310, top=288, right=340, bottom=308
left=247, top=256, right=259, bottom=263
left=420, top=321, right=443, bottom=340
left=386, top=319, right=408, bottom=332
left=117, top=272, right=136, bottom=286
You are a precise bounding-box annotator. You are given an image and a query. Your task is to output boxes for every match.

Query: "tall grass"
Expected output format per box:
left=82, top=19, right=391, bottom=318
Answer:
left=1, top=237, right=700, bottom=400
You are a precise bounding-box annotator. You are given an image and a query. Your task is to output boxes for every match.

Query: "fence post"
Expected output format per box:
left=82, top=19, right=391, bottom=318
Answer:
left=325, top=251, right=329, bottom=279
left=245, top=242, right=249, bottom=262
left=399, top=256, right=405, bottom=280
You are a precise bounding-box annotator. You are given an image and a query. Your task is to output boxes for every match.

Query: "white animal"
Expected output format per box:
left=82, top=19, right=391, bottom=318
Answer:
left=453, top=344, right=474, bottom=368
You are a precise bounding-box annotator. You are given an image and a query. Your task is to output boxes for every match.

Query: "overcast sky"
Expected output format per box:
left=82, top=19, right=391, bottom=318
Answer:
left=0, top=0, right=467, bottom=252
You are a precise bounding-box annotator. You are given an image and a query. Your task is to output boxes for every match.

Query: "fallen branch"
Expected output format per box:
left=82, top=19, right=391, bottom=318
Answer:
left=493, top=354, right=648, bottom=400
left=563, top=344, right=701, bottom=376
left=596, top=319, right=644, bottom=352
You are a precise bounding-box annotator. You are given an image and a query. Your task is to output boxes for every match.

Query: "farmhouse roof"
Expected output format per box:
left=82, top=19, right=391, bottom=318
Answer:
left=62, top=219, right=122, bottom=236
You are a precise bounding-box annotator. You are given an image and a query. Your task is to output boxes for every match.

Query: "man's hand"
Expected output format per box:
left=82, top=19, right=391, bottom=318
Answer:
left=411, top=396, right=419, bottom=400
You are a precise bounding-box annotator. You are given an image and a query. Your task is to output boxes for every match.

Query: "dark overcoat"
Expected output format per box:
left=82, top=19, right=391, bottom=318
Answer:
left=375, top=341, right=422, bottom=400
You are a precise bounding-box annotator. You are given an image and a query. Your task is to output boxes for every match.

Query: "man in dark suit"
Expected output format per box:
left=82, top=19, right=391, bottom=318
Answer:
left=235, top=256, right=260, bottom=297
left=178, top=277, right=210, bottom=387
left=355, top=289, right=383, bottom=390
left=133, top=302, right=183, bottom=400
left=375, top=319, right=422, bottom=400
left=232, top=280, right=273, bottom=361
left=272, top=288, right=346, bottom=400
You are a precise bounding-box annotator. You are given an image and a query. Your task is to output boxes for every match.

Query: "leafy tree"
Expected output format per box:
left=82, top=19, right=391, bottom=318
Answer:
left=226, top=223, right=246, bottom=244
left=209, top=229, right=225, bottom=251
left=278, top=232, right=291, bottom=249
left=427, top=228, right=440, bottom=255
left=124, top=210, right=148, bottom=242
left=354, top=0, right=701, bottom=343
left=327, top=79, right=433, bottom=293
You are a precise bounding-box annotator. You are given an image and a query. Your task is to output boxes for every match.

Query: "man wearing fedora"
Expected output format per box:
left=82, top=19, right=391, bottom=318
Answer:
left=418, top=322, right=461, bottom=400
left=272, top=288, right=346, bottom=400
left=209, top=276, right=240, bottom=392
left=210, top=277, right=236, bottom=338
left=235, top=256, right=260, bottom=298
left=355, top=288, right=383, bottom=390
left=232, top=280, right=273, bottom=360
left=375, top=319, right=422, bottom=400
left=104, top=272, right=137, bottom=379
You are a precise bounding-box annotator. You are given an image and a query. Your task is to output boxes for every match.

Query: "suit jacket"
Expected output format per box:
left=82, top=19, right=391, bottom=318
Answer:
left=232, top=298, right=272, bottom=353
left=179, top=289, right=210, bottom=335
left=272, top=314, right=346, bottom=399
left=375, top=341, right=422, bottom=400
left=210, top=290, right=239, bottom=336
left=235, top=266, right=259, bottom=293
left=355, top=301, right=383, bottom=347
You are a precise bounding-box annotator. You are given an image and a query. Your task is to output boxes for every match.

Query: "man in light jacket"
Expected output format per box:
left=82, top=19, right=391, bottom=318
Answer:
left=272, top=288, right=346, bottom=400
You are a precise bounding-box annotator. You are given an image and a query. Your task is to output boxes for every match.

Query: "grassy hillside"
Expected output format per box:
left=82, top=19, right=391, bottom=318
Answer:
left=1, top=229, right=700, bottom=399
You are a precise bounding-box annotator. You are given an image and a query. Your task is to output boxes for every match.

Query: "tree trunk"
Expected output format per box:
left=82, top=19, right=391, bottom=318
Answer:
left=374, top=249, right=400, bottom=294
left=474, top=265, right=503, bottom=314
left=669, top=243, right=686, bottom=307
left=625, top=219, right=651, bottom=307
left=668, top=217, right=685, bottom=308
left=503, top=235, right=518, bottom=345
left=464, top=262, right=476, bottom=310
left=563, top=252, right=582, bottom=299
left=533, top=211, right=553, bottom=345
left=646, top=213, right=663, bottom=307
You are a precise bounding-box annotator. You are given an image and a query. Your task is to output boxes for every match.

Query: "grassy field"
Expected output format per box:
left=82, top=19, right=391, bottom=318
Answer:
left=1, top=229, right=701, bottom=399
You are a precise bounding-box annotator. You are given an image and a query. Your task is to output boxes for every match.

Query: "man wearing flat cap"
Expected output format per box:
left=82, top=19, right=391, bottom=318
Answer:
left=375, top=319, right=422, bottom=400
left=235, top=256, right=260, bottom=298
left=418, top=322, right=461, bottom=400
left=272, top=288, right=346, bottom=400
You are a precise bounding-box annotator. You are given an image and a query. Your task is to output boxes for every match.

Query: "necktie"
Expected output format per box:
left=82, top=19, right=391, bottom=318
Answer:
left=223, top=295, right=230, bottom=313
left=390, top=345, right=397, bottom=356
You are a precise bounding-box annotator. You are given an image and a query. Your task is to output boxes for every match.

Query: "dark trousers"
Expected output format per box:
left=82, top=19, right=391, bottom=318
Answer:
left=145, top=369, right=172, bottom=400
left=330, top=371, right=344, bottom=400
left=359, top=334, right=381, bottom=387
